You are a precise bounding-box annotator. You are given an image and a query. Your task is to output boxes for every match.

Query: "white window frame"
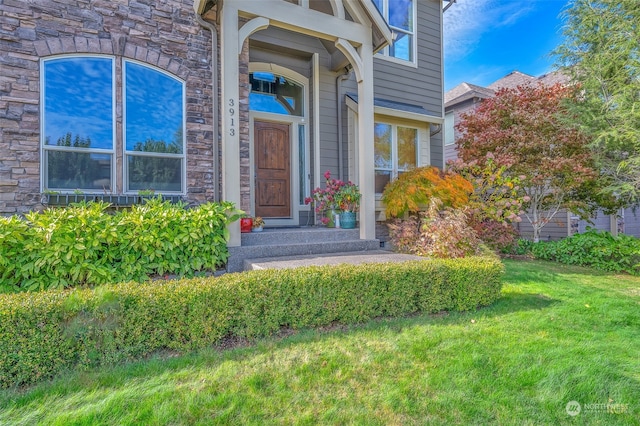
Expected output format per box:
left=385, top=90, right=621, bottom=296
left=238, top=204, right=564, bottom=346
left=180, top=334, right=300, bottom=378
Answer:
left=40, top=55, right=117, bottom=193
left=444, top=111, right=455, bottom=145
left=375, top=0, right=417, bottom=67
left=122, top=59, right=186, bottom=195
left=374, top=121, right=420, bottom=194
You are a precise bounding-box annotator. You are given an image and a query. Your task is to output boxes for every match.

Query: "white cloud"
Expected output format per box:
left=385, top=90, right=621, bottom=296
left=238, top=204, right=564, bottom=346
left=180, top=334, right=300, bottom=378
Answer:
left=444, top=0, right=536, bottom=61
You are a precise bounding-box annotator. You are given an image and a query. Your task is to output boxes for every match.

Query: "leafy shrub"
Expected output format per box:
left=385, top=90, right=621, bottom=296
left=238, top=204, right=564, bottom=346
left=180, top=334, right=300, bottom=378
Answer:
left=386, top=216, right=421, bottom=254
left=449, top=157, right=526, bottom=225
left=0, top=199, right=238, bottom=292
left=531, top=230, right=640, bottom=274
left=388, top=198, right=483, bottom=258
left=471, top=219, right=518, bottom=252
left=0, top=257, right=504, bottom=388
left=501, top=238, right=534, bottom=256
left=381, top=166, right=473, bottom=218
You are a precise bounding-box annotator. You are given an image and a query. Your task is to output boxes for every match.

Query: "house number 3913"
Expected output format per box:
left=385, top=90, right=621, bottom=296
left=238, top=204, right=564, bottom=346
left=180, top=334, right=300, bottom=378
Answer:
left=228, top=99, right=236, bottom=136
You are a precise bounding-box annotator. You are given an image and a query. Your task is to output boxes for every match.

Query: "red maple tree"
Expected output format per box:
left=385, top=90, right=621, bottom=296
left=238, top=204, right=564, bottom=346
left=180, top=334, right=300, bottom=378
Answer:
left=456, top=83, right=602, bottom=242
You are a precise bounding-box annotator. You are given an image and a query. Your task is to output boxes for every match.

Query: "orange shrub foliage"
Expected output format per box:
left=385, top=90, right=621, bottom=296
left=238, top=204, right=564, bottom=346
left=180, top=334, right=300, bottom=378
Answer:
left=381, top=166, right=473, bottom=218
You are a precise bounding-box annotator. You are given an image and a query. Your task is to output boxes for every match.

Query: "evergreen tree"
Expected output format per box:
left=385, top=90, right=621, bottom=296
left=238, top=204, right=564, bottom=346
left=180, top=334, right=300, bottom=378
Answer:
left=555, top=0, right=640, bottom=204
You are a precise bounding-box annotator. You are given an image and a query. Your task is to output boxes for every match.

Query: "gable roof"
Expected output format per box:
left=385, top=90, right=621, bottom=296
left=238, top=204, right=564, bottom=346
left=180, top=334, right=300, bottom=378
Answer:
left=537, top=70, right=570, bottom=86
left=487, top=71, right=537, bottom=90
left=445, top=70, right=569, bottom=109
left=444, top=82, right=494, bottom=108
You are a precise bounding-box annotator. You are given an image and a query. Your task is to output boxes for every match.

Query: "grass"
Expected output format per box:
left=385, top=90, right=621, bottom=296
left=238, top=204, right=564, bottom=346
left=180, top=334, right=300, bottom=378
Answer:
left=1, top=260, right=639, bottom=425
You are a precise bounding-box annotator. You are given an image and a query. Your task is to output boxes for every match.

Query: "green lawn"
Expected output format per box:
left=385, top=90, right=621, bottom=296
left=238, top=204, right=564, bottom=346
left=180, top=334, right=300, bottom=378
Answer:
left=1, top=260, right=638, bottom=425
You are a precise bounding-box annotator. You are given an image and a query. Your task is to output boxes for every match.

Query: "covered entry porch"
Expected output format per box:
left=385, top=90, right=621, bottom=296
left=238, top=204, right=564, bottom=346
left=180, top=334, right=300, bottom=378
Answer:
left=195, top=0, right=393, bottom=248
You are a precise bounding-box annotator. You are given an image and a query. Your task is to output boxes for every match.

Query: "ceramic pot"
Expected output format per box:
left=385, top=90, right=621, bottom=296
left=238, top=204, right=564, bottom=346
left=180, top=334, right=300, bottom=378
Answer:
left=324, top=208, right=340, bottom=228
left=240, top=217, right=253, bottom=233
left=340, top=211, right=356, bottom=229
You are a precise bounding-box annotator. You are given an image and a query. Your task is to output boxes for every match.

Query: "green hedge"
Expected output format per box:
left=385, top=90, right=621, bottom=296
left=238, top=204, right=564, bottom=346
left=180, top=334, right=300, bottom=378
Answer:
left=0, top=256, right=503, bottom=388
left=0, top=199, right=238, bottom=292
left=532, top=230, right=640, bottom=275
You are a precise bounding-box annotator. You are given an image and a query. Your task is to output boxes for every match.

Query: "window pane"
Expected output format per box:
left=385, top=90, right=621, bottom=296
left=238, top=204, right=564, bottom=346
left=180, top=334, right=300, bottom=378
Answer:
left=250, top=72, right=304, bottom=116
left=44, top=57, right=113, bottom=150
left=375, top=170, right=391, bottom=194
left=390, top=32, right=413, bottom=61
left=127, top=155, right=182, bottom=192
left=445, top=112, right=455, bottom=145
left=46, top=151, right=111, bottom=190
left=125, top=62, right=184, bottom=153
left=374, top=123, right=392, bottom=169
left=373, top=0, right=383, bottom=12
left=397, top=127, right=417, bottom=170
left=389, top=0, right=413, bottom=31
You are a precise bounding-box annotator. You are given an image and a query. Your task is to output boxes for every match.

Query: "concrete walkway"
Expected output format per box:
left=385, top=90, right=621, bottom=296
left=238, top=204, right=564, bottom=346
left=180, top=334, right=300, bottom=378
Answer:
left=245, top=250, right=425, bottom=270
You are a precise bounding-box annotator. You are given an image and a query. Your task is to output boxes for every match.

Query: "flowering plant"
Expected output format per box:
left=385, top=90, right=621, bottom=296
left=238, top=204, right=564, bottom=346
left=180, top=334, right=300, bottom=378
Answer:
left=305, top=170, right=361, bottom=217
left=335, top=181, right=361, bottom=212
left=252, top=216, right=265, bottom=228
left=305, top=170, right=344, bottom=214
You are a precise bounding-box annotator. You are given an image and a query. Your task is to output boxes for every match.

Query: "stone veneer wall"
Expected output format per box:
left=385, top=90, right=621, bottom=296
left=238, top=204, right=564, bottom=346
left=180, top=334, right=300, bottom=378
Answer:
left=0, top=0, right=217, bottom=214
left=238, top=23, right=251, bottom=213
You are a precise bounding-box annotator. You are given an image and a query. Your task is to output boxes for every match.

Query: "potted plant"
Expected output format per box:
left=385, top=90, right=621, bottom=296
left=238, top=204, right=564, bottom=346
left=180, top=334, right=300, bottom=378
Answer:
left=240, top=215, right=253, bottom=233
left=335, top=181, right=361, bottom=229
left=305, top=170, right=345, bottom=227
left=252, top=216, right=265, bottom=232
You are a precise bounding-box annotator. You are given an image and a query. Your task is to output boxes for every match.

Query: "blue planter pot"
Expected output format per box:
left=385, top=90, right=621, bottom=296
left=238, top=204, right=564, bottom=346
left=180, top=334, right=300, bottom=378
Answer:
left=340, top=211, right=356, bottom=229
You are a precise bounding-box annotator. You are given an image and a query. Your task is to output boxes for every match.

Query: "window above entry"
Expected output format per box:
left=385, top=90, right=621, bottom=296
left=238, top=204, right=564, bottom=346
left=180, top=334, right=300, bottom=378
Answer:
left=250, top=72, right=304, bottom=116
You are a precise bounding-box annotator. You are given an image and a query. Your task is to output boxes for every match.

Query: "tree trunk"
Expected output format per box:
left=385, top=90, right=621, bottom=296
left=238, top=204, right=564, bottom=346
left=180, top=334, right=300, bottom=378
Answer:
left=532, top=204, right=540, bottom=243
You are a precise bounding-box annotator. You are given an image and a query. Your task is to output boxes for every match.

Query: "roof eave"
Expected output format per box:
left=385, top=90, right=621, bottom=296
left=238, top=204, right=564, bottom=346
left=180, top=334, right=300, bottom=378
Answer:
left=358, top=0, right=394, bottom=53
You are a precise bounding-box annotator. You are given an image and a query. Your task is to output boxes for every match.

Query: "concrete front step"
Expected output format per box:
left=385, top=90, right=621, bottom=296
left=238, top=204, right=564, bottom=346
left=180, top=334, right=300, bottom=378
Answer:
left=240, top=227, right=361, bottom=246
left=246, top=250, right=424, bottom=271
left=227, top=227, right=380, bottom=272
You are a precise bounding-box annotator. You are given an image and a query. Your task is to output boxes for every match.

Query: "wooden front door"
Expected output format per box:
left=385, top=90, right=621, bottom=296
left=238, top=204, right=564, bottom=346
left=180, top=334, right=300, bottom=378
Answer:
left=254, top=120, right=291, bottom=218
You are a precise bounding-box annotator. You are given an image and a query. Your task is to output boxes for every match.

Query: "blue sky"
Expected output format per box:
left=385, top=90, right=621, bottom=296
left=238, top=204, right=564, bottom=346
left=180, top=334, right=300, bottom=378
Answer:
left=44, top=57, right=114, bottom=149
left=44, top=58, right=183, bottom=151
left=443, top=0, right=569, bottom=91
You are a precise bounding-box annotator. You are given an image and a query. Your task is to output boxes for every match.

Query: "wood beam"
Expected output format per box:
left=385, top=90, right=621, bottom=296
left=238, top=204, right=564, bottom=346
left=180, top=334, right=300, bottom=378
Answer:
left=234, top=0, right=369, bottom=45
left=238, top=17, right=270, bottom=52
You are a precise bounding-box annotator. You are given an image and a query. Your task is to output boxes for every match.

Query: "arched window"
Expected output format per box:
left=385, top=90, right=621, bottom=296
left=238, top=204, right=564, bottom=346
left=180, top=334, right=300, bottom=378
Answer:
left=42, top=56, right=115, bottom=191
left=249, top=72, right=304, bottom=116
left=124, top=60, right=185, bottom=193
left=41, top=56, right=185, bottom=194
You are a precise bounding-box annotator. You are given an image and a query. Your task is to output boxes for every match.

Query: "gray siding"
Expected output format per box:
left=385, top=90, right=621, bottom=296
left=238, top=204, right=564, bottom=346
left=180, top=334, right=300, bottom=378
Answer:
left=517, top=207, right=640, bottom=240
left=430, top=133, right=444, bottom=168
left=577, top=210, right=611, bottom=234
left=444, top=144, right=458, bottom=164
left=372, top=0, right=442, bottom=115
left=623, top=208, right=640, bottom=237
left=516, top=210, right=569, bottom=241
left=444, top=98, right=478, bottom=163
